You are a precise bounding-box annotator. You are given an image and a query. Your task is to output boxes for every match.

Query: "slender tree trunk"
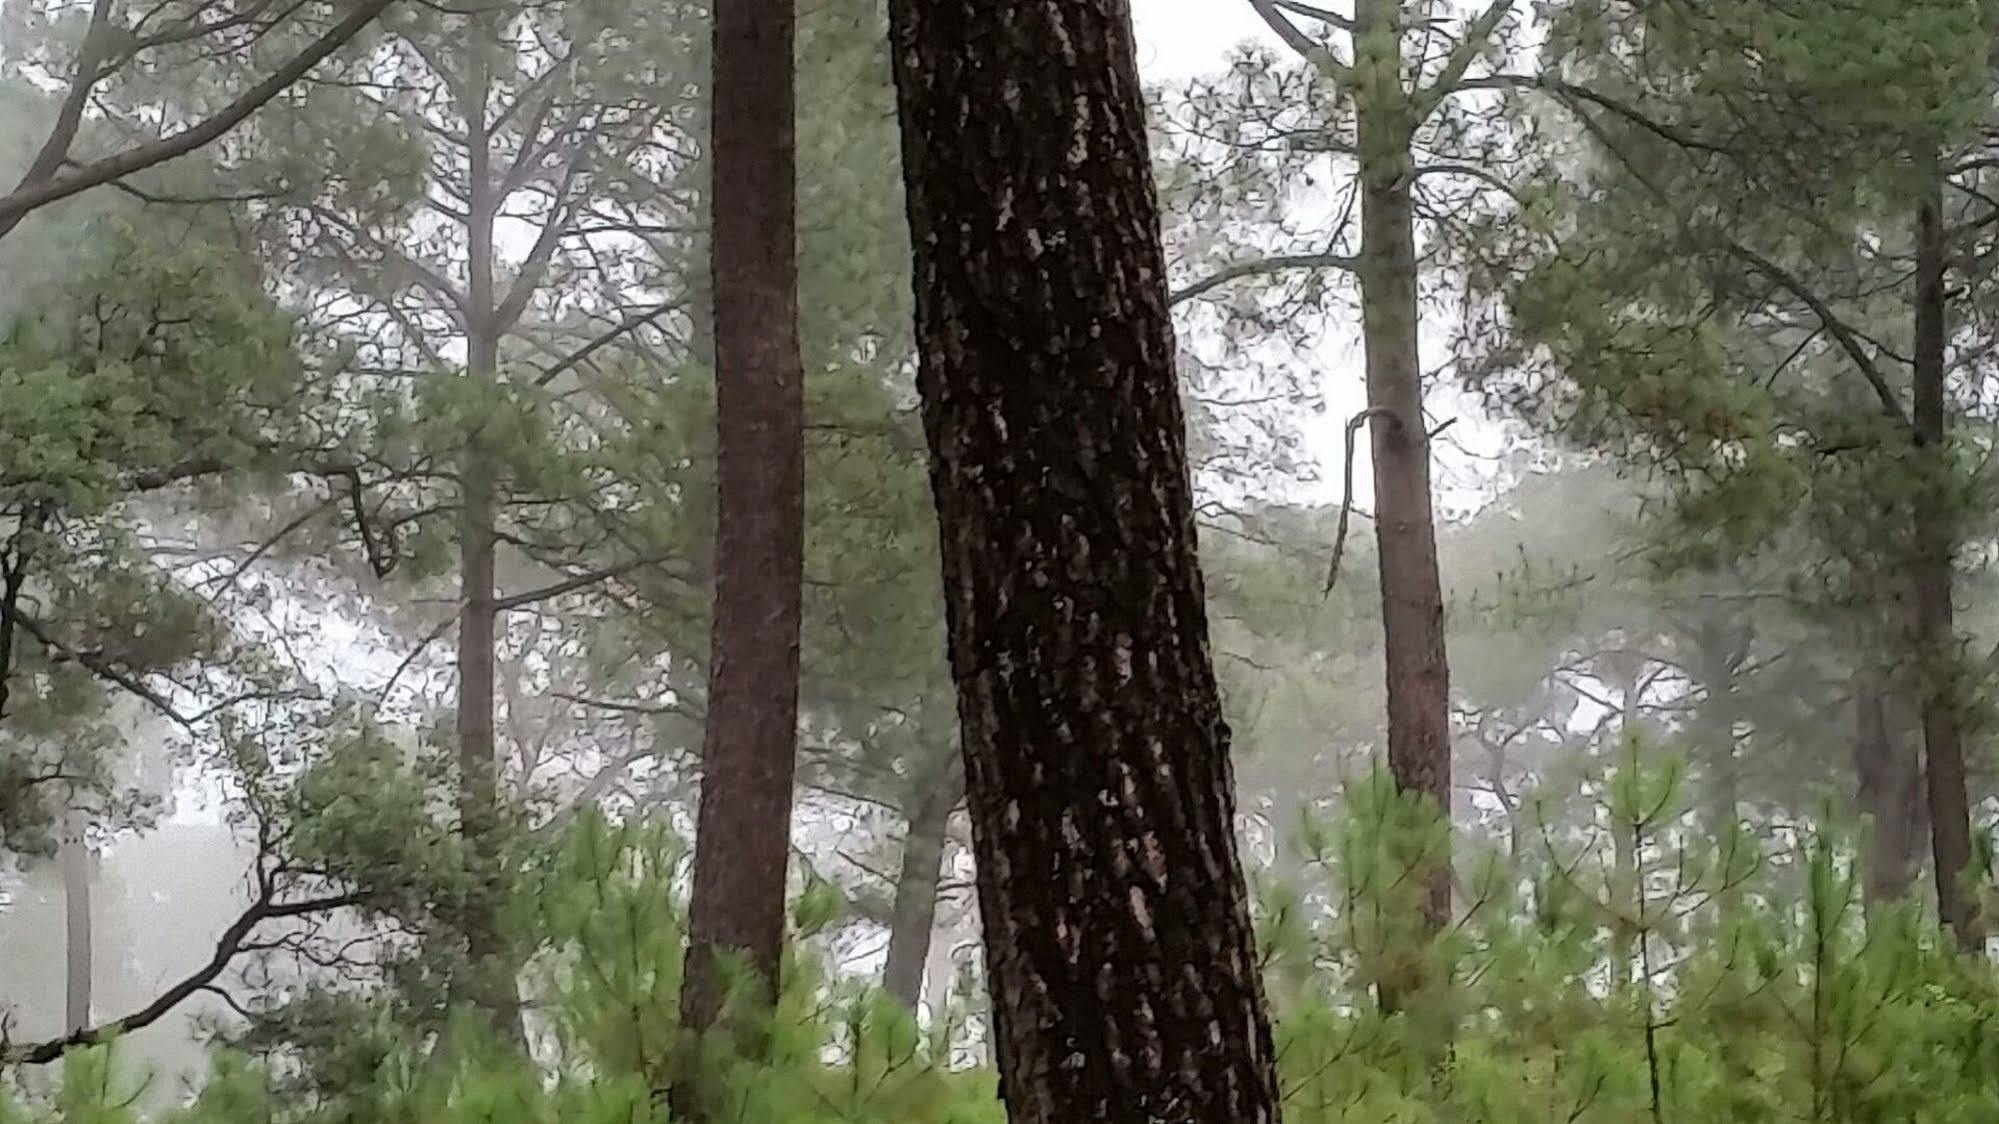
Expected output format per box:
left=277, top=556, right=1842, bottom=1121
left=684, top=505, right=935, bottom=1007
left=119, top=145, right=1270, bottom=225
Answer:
left=1854, top=671, right=1925, bottom=911
left=453, top=34, right=522, bottom=1042
left=1355, top=0, right=1452, bottom=938
left=1692, top=614, right=1743, bottom=841
left=1911, top=165, right=1980, bottom=951
left=60, top=813, right=91, bottom=1034
left=678, top=0, right=806, bottom=1063
left=883, top=769, right=961, bottom=1012
left=886, top=3, right=1282, bottom=1120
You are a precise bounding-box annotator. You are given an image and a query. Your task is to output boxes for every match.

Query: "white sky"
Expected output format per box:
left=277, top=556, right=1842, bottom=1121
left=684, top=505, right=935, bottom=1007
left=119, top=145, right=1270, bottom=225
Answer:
left=1132, top=0, right=1280, bottom=79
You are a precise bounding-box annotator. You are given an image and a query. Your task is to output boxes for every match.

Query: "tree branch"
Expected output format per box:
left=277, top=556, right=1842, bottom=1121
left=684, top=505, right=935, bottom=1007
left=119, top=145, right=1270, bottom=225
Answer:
left=7, top=889, right=365, bottom=1065
left=1448, top=74, right=1731, bottom=155
left=1325, top=408, right=1398, bottom=595
left=494, top=555, right=670, bottom=612
left=1169, top=252, right=1360, bottom=306
left=1246, top=0, right=1353, bottom=81
left=1413, top=0, right=1516, bottom=117
left=0, top=0, right=398, bottom=237
left=1270, top=0, right=1353, bottom=33
left=12, top=613, right=199, bottom=730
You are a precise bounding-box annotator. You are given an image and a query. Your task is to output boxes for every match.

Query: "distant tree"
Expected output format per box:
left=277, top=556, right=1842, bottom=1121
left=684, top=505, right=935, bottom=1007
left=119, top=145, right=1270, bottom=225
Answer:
left=1465, top=0, right=1999, bottom=946
left=887, top=2, right=1281, bottom=1120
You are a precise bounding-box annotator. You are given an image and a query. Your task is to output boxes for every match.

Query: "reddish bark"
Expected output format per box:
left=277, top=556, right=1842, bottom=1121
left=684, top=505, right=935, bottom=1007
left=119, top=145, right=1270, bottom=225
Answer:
left=679, top=0, right=807, bottom=1045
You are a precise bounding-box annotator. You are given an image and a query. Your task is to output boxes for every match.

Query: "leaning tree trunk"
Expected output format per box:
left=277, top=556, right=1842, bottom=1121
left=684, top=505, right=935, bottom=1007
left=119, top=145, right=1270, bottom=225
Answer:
left=1354, top=0, right=1452, bottom=941
left=678, top=0, right=806, bottom=1066
left=882, top=766, right=962, bottom=1011
left=1911, top=164, right=1979, bottom=951
left=885, top=3, right=1282, bottom=1120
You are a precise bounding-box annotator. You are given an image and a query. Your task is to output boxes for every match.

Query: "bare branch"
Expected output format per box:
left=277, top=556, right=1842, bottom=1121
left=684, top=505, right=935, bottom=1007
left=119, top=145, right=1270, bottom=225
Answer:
left=7, top=889, right=365, bottom=1065
left=494, top=555, right=671, bottom=612
left=1169, top=252, right=1359, bottom=306
left=1325, top=408, right=1398, bottom=595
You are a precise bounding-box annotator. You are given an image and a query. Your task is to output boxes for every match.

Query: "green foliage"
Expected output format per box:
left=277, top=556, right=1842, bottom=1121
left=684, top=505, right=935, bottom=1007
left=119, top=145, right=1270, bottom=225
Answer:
left=18, top=774, right=1999, bottom=1123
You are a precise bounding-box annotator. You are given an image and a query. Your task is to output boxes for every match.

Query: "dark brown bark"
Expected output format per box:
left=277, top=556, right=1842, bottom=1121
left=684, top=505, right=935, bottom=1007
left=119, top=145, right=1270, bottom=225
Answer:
left=882, top=768, right=961, bottom=1011
left=885, top=3, right=1282, bottom=1120
left=678, top=0, right=806, bottom=1054
left=1911, top=167, right=1980, bottom=950
left=1853, top=672, right=1925, bottom=911
left=1355, top=0, right=1452, bottom=937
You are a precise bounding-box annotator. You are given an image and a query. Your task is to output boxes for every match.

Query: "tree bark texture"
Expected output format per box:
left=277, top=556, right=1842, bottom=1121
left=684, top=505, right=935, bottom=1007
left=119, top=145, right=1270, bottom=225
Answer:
left=679, top=0, right=806, bottom=1044
left=886, top=3, right=1283, bottom=1120
left=1910, top=168, right=1979, bottom=950
left=1355, top=0, right=1452, bottom=935
left=1853, top=673, right=1925, bottom=911
left=882, top=769, right=961, bottom=1011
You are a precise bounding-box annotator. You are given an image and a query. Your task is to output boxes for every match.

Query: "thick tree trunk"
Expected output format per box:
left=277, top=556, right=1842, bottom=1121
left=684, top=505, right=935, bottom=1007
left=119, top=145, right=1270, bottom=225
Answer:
left=1911, top=168, right=1980, bottom=951
left=1853, top=672, right=1925, bottom=911
left=1355, top=0, right=1451, bottom=938
left=679, top=0, right=805, bottom=1055
left=60, top=814, right=91, bottom=1034
left=882, top=770, right=961, bottom=1011
left=886, top=3, right=1283, bottom=1120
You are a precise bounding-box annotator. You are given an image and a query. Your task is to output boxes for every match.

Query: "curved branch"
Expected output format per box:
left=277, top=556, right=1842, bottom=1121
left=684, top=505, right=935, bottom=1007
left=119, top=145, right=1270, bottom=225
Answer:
left=1325, top=407, right=1398, bottom=595
left=0, top=0, right=398, bottom=237
left=7, top=890, right=365, bottom=1065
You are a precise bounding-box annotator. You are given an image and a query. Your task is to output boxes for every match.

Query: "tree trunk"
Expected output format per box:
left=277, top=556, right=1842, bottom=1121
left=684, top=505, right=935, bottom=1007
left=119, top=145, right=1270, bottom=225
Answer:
left=678, top=0, right=806, bottom=1061
left=885, top=3, right=1283, bottom=1120
left=883, top=770, right=960, bottom=1012
left=1911, top=165, right=1980, bottom=951
left=1355, top=0, right=1452, bottom=938
left=1853, top=672, right=1925, bottom=911
left=1691, top=614, right=1743, bottom=841
left=453, top=35, right=523, bottom=1041
left=60, top=813, right=91, bottom=1034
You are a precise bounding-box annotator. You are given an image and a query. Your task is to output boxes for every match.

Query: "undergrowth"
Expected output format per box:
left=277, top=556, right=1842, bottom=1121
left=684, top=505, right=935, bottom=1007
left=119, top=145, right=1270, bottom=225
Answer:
left=8, top=758, right=1998, bottom=1122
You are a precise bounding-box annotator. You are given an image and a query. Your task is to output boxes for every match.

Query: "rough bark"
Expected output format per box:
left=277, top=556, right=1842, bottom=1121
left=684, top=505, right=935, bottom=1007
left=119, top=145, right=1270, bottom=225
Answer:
left=1910, top=167, right=1980, bottom=950
left=1853, top=672, right=1925, bottom=911
left=1355, top=0, right=1452, bottom=937
left=882, top=769, right=962, bottom=1011
left=885, top=3, right=1283, bottom=1120
left=678, top=0, right=806, bottom=1052
left=61, top=813, right=92, bottom=1034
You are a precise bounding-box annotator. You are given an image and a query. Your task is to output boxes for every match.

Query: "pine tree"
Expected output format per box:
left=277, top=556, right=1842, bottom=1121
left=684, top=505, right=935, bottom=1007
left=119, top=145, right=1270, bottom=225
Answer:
left=678, top=0, right=807, bottom=1062
left=886, top=2, right=1281, bottom=1119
